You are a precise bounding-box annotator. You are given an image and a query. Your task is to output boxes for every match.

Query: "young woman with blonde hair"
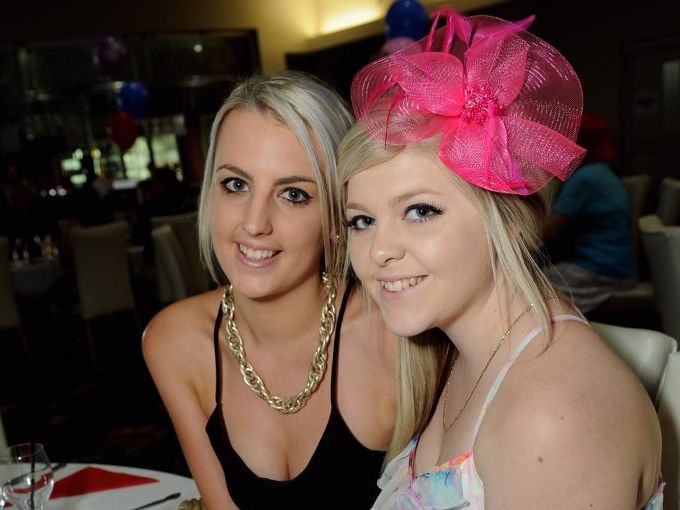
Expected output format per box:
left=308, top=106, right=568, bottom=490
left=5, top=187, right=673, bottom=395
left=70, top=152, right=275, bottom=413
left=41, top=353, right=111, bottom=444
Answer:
left=144, top=71, right=397, bottom=509
left=339, top=9, right=663, bottom=509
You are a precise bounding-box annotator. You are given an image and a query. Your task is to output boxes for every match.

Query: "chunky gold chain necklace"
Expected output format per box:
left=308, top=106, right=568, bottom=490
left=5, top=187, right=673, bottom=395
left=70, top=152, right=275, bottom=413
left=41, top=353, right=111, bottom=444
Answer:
left=221, top=273, right=337, bottom=414
left=443, top=303, right=535, bottom=432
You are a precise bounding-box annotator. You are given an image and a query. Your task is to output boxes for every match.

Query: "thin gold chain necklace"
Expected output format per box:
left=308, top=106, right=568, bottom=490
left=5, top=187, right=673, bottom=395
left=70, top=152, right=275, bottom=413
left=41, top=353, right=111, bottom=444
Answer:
left=442, top=303, right=535, bottom=432
left=221, top=273, right=337, bottom=414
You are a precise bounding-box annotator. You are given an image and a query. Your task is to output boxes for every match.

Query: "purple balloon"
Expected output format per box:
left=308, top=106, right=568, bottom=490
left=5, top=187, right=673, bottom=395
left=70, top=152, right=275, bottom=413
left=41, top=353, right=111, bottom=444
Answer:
left=98, top=36, right=127, bottom=77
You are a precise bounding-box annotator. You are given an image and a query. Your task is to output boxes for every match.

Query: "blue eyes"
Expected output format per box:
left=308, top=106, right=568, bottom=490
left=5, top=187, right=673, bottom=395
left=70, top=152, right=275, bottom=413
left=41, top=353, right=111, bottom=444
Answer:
left=344, top=216, right=375, bottom=230
left=404, top=204, right=443, bottom=221
left=345, top=203, right=443, bottom=231
left=279, top=188, right=311, bottom=203
left=222, top=177, right=248, bottom=193
left=220, top=178, right=312, bottom=205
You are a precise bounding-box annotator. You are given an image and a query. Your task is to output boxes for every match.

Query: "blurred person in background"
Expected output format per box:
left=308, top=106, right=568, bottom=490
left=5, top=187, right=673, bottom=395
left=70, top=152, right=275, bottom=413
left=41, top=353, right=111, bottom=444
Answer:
left=543, top=113, right=635, bottom=313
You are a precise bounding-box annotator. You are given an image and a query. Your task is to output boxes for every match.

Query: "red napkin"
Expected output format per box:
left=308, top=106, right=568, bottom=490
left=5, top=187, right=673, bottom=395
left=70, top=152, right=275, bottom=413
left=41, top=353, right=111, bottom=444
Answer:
left=51, top=466, right=158, bottom=498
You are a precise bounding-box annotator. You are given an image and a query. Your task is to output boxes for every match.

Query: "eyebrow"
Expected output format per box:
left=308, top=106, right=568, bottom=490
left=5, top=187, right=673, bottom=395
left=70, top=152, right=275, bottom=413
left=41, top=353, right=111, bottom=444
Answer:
left=215, top=164, right=316, bottom=186
left=346, top=188, right=438, bottom=211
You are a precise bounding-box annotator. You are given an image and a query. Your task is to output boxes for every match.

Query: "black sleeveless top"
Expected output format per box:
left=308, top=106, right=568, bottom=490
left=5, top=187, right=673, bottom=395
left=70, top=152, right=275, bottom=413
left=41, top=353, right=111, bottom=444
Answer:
left=205, top=285, right=386, bottom=509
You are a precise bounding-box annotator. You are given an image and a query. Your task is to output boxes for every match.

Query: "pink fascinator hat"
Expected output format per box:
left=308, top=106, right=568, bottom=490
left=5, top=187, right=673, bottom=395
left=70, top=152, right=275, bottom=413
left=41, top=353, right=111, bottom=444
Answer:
left=351, top=8, right=586, bottom=195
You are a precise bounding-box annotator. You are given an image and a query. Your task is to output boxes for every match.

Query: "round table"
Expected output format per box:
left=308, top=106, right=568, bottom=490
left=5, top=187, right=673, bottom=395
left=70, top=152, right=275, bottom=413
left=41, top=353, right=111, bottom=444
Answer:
left=48, top=463, right=199, bottom=510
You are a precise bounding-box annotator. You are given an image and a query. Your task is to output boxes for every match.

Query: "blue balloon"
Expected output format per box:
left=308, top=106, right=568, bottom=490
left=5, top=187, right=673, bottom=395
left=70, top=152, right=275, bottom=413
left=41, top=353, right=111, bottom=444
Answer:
left=117, top=81, right=148, bottom=119
left=385, top=0, right=429, bottom=41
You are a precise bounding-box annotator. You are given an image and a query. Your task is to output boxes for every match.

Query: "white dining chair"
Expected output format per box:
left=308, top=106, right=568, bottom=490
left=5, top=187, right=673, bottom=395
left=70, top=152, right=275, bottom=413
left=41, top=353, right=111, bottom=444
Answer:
left=640, top=215, right=680, bottom=342
left=591, top=321, right=677, bottom=403
left=657, top=177, right=680, bottom=226
left=69, top=221, right=138, bottom=368
left=623, top=174, right=652, bottom=268
left=596, top=174, right=655, bottom=314
left=657, top=351, right=680, bottom=510
left=151, top=212, right=210, bottom=300
left=152, top=225, right=191, bottom=303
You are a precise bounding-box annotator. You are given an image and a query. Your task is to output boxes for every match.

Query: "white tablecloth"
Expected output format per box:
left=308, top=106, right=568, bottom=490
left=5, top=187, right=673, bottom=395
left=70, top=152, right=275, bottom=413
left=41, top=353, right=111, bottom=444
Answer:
left=9, top=260, right=64, bottom=296
left=47, top=463, right=199, bottom=510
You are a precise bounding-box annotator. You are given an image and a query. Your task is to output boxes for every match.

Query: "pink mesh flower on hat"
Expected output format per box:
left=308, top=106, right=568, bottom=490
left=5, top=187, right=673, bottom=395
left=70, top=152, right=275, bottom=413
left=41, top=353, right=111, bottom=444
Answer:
left=352, top=9, right=586, bottom=195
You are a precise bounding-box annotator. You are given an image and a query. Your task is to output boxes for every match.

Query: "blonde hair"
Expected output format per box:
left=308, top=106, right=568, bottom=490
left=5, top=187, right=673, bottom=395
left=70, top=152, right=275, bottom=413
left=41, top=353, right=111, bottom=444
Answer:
left=197, top=71, right=353, bottom=282
left=337, top=122, right=556, bottom=462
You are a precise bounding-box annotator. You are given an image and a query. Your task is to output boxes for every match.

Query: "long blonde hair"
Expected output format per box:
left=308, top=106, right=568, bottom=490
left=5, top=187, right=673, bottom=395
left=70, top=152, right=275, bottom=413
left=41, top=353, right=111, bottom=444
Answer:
left=197, top=71, right=353, bottom=283
left=337, top=122, right=556, bottom=462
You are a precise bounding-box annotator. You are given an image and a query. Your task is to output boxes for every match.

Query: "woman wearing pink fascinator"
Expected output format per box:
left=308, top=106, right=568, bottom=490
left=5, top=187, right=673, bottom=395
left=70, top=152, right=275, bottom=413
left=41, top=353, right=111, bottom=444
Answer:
left=339, top=8, right=663, bottom=510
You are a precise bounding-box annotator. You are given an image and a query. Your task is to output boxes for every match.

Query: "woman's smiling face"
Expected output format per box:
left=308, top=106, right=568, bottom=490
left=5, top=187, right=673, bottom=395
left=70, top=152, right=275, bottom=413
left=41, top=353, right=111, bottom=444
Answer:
left=210, top=108, right=324, bottom=299
left=345, top=148, right=493, bottom=336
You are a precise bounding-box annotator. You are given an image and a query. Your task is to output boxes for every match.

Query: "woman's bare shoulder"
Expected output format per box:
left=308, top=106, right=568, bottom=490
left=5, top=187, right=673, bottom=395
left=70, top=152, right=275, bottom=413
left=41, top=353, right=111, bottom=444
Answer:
left=143, top=288, right=223, bottom=362
left=500, top=319, right=657, bottom=436
left=477, top=319, right=661, bottom=507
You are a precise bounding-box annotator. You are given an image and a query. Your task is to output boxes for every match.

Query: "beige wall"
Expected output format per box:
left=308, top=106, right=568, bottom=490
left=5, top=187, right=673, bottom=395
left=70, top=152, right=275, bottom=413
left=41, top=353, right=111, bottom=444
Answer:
left=2, top=0, right=506, bottom=71
left=3, top=0, right=315, bottom=71
left=219, top=0, right=317, bottom=71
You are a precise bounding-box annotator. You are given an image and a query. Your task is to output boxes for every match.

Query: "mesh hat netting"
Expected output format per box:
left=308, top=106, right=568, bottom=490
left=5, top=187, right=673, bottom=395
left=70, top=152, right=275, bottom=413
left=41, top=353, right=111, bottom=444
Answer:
left=351, top=9, right=586, bottom=195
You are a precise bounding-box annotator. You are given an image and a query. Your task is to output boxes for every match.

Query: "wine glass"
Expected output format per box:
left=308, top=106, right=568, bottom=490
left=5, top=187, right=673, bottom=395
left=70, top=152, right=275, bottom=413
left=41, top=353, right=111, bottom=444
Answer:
left=0, top=443, right=54, bottom=510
